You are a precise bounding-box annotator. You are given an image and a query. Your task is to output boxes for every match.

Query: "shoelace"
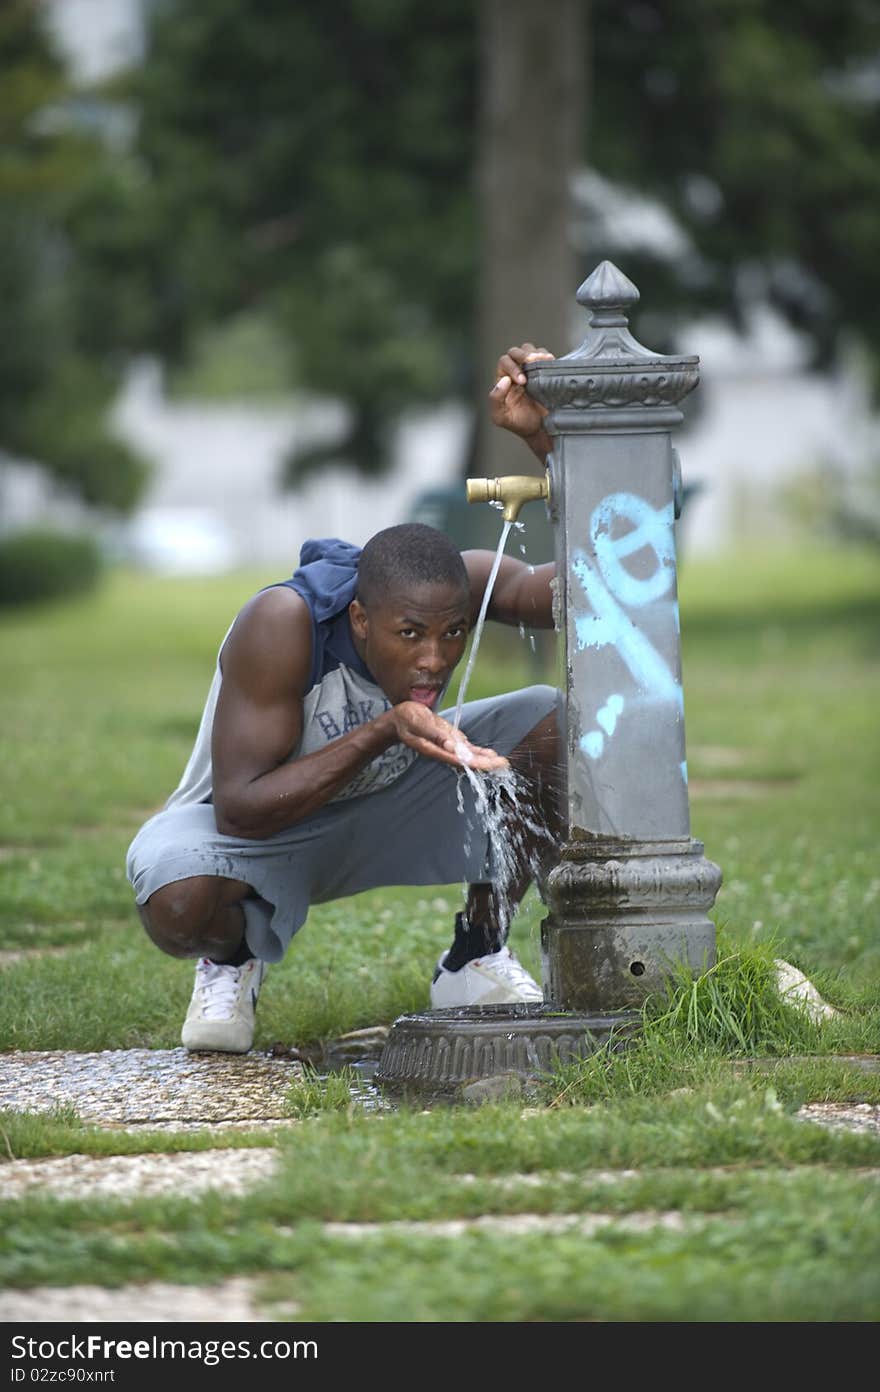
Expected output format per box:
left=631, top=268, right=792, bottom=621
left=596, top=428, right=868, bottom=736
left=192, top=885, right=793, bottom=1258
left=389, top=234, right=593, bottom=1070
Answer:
left=195, top=960, right=244, bottom=1020
left=479, top=949, right=537, bottom=988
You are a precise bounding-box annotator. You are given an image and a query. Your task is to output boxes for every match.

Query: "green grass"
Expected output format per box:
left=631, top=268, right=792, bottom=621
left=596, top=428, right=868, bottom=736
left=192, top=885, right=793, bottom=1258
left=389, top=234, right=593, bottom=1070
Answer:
left=285, top=1066, right=364, bottom=1120
left=2, top=1096, right=879, bottom=1318
left=3, top=1213, right=878, bottom=1322
left=0, top=543, right=878, bottom=1321
left=0, top=1108, right=280, bottom=1161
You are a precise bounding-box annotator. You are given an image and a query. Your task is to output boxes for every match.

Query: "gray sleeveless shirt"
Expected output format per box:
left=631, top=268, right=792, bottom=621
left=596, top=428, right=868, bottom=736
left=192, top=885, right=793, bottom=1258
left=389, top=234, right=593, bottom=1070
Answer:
left=166, top=542, right=423, bottom=809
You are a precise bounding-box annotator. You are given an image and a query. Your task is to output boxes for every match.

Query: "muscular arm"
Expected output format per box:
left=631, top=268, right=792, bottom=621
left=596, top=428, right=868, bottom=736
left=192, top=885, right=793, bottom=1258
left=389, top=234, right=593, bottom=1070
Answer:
left=212, top=588, right=506, bottom=840
left=460, top=342, right=556, bottom=627
left=462, top=552, right=555, bottom=630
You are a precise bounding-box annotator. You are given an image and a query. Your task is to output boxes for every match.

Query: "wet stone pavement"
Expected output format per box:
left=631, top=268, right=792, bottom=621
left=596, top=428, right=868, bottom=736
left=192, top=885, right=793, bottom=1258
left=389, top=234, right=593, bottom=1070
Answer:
left=0, top=1047, right=306, bottom=1126
left=2, top=1046, right=879, bottom=1133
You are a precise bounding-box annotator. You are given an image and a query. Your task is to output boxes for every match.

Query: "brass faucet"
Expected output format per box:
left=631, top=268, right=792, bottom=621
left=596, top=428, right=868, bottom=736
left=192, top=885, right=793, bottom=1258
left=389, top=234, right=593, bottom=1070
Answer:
left=465, top=474, right=551, bottom=524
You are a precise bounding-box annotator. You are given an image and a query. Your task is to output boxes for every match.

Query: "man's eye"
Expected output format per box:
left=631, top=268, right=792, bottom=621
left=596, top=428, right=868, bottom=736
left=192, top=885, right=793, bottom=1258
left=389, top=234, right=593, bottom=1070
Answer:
left=399, top=628, right=417, bottom=639
left=445, top=628, right=465, bottom=639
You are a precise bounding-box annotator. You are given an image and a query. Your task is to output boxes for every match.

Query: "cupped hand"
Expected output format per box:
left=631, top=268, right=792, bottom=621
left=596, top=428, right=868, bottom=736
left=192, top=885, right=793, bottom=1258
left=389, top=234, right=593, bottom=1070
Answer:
left=391, top=702, right=509, bottom=772
left=489, top=342, right=555, bottom=440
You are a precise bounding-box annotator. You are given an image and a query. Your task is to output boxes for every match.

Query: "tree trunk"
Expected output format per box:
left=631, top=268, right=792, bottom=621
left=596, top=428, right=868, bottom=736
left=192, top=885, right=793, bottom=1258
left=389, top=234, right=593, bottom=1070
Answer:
left=475, top=0, right=587, bottom=487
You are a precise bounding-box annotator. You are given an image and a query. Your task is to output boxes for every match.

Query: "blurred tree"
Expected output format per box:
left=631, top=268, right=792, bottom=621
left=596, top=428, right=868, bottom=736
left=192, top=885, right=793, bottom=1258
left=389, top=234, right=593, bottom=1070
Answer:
left=0, top=1, right=149, bottom=512
left=92, top=0, right=880, bottom=478
left=588, top=0, right=880, bottom=374
left=116, top=0, right=478, bottom=482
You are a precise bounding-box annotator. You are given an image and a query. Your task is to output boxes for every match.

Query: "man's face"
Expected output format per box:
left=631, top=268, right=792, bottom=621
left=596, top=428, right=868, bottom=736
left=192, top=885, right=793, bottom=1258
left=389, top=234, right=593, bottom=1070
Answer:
left=349, top=581, right=471, bottom=709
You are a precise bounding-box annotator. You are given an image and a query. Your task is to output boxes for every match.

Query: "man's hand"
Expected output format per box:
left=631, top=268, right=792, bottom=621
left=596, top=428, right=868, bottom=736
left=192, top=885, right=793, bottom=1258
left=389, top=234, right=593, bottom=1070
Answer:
left=489, top=342, right=555, bottom=447
left=389, top=701, right=508, bottom=773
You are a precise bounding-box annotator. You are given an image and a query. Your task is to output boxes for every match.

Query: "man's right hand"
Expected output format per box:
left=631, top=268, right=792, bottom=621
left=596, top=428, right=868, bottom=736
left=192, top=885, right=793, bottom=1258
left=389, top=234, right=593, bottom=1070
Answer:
left=387, top=701, right=509, bottom=773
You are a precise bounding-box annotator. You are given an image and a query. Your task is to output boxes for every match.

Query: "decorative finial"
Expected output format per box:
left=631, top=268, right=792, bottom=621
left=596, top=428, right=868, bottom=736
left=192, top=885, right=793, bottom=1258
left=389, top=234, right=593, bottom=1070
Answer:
left=576, top=261, right=640, bottom=328
left=523, top=260, right=700, bottom=414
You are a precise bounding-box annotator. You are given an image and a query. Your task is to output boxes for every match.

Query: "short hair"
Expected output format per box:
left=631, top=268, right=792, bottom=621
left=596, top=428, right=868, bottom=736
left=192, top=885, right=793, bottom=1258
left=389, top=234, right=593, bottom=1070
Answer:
left=357, top=523, right=468, bottom=608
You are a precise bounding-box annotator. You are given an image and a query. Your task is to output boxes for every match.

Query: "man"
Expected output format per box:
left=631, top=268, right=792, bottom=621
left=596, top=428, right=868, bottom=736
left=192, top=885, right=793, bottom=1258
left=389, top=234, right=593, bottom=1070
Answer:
left=126, top=344, right=558, bottom=1052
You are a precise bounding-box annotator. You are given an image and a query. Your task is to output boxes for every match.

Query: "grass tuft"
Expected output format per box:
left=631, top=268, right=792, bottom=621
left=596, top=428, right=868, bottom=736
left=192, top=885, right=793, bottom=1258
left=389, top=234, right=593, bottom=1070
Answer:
left=652, top=932, right=822, bottom=1055
left=542, top=930, right=877, bottom=1108
left=284, top=1067, right=362, bottom=1120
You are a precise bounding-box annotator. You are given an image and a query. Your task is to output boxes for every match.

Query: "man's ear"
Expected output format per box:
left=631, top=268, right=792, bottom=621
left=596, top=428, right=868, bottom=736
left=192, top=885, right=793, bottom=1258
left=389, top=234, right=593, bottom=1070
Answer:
left=349, top=597, right=368, bottom=640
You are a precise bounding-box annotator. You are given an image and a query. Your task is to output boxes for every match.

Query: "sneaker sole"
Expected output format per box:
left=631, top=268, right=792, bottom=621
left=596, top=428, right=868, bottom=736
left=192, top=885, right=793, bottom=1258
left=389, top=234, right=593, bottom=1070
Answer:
left=430, top=984, right=543, bottom=1009
left=181, top=1024, right=254, bottom=1053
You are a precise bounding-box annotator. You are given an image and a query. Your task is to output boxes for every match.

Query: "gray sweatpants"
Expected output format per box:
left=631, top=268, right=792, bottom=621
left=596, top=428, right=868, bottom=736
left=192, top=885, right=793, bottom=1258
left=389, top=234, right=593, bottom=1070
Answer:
left=126, top=685, right=558, bottom=962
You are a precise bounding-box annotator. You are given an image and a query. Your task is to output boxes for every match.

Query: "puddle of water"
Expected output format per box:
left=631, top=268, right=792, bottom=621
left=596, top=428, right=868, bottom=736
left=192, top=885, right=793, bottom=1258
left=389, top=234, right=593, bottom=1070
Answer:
left=339, top=1058, right=393, bottom=1112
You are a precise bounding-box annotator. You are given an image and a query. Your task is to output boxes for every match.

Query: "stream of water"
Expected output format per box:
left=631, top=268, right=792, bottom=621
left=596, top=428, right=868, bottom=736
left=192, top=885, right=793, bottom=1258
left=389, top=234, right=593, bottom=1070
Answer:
left=451, top=518, right=512, bottom=730
left=448, top=517, right=555, bottom=933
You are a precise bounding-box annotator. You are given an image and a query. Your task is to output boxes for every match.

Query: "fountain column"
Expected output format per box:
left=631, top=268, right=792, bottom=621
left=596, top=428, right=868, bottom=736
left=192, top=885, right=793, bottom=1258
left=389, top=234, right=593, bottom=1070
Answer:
left=525, top=261, right=722, bottom=1012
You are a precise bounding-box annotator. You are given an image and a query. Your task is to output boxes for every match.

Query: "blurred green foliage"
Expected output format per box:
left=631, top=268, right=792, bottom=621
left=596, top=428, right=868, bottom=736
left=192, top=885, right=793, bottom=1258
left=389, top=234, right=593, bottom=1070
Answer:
left=126, top=0, right=478, bottom=480
left=108, top=0, right=880, bottom=481
left=590, top=0, right=880, bottom=368
left=0, top=1, right=149, bottom=512
left=4, top=1, right=880, bottom=495
left=0, top=527, right=102, bottom=606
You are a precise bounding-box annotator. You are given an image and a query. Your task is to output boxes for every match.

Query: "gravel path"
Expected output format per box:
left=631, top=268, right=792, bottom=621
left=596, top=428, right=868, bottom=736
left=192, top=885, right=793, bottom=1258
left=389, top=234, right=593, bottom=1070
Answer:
left=0, top=1147, right=280, bottom=1200
left=0, top=1048, right=303, bottom=1125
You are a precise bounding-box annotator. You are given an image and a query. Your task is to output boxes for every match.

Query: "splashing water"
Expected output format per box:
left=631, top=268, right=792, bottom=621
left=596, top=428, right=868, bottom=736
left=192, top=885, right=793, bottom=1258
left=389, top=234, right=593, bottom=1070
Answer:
left=450, top=517, right=556, bottom=928
left=452, top=519, right=512, bottom=730
left=455, top=761, right=555, bottom=933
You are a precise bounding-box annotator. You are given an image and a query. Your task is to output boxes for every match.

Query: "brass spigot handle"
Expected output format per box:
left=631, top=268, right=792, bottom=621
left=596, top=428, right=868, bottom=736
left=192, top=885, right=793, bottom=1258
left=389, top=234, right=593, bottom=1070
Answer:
left=465, top=474, right=550, bottom=524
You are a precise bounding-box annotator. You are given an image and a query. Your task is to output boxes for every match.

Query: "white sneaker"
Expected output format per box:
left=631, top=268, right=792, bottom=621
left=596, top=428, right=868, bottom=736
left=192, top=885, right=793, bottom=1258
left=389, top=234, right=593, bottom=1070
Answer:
left=181, top=957, right=265, bottom=1053
left=430, top=945, right=543, bottom=1008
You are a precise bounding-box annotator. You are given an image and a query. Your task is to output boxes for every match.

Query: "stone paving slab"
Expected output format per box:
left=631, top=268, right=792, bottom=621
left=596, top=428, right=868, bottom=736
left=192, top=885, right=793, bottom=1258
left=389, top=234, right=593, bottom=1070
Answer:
left=0, top=1278, right=276, bottom=1323
left=0, top=1148, right=280, bottom=1201
left=797, top=1102, right=880, bottom=1136
left=3, top=1150, right=878, bottom=1204
left=0, top=1049, right=304, bottom=1125
left=2, top=1050, right=878, bottom=1133
left=735, top=1054, right=880, bottom=1074
left=457, top=1162, right=880, bottom=1188
left=320, top=1211, right=704, bottom=1238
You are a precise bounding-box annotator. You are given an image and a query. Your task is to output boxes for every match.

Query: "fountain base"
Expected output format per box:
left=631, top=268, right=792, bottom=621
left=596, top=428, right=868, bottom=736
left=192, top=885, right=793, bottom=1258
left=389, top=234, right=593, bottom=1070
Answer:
left=542, top=837, right=722, bottom=1012
left=374, top=1003, right=639, bottom=1102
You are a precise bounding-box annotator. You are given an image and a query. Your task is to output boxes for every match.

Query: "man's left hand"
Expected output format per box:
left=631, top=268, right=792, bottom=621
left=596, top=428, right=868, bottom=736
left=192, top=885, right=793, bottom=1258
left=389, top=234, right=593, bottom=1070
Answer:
left=489, top=342, right=554, bottom=444
left=390, top=701, right=509, bottom=773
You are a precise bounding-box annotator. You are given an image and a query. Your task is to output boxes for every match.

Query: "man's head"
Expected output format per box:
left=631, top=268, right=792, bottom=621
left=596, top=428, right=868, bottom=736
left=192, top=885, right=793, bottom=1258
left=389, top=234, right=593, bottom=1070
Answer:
left=349, top=523, right=471, bottom=709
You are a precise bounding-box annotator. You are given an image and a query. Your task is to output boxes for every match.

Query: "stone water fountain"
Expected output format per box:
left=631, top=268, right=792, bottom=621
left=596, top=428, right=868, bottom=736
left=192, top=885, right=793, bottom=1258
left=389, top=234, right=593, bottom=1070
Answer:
left=375, top=261, right=722, bottom=1099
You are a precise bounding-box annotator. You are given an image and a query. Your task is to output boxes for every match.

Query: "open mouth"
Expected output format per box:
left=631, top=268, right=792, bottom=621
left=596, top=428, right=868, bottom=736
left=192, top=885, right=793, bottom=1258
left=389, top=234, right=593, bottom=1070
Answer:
left=409, top=685, right=442, bottom=708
